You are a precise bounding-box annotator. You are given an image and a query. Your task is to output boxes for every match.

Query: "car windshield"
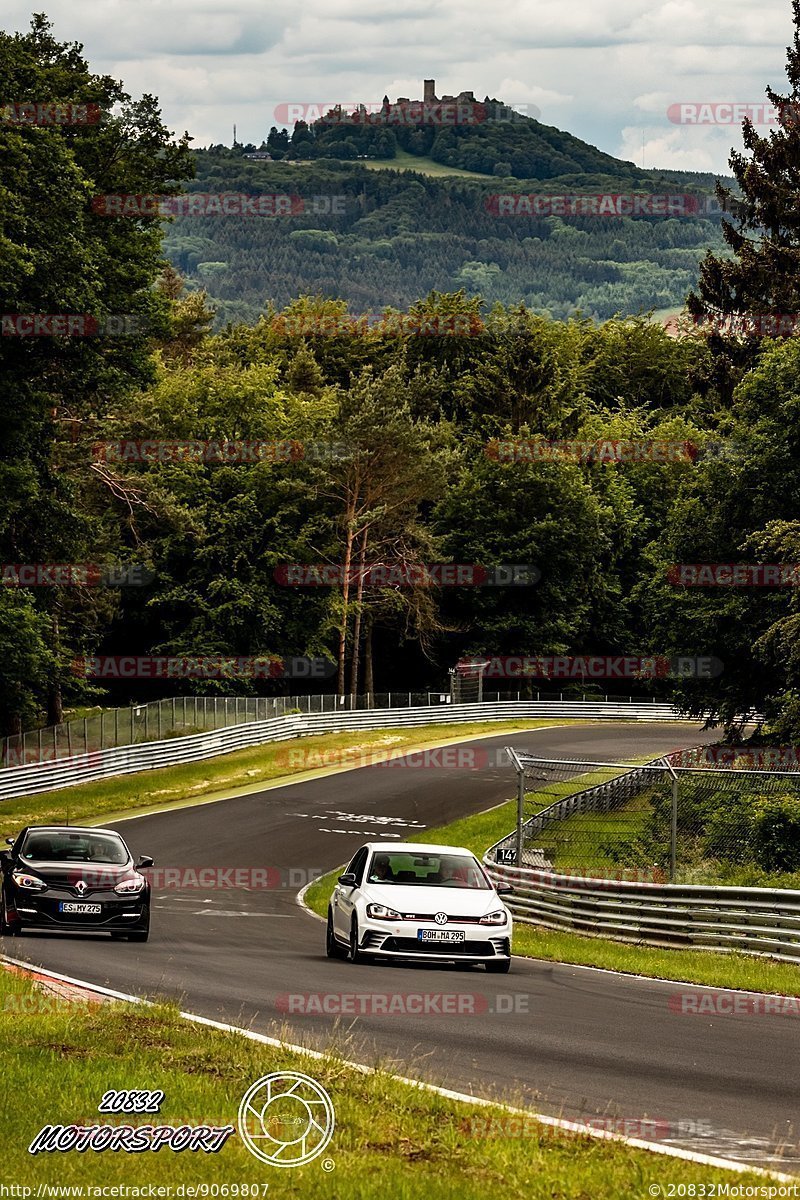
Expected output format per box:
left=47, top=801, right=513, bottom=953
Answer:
left=20, top=831, right=129, bottom=865
left=367, top=852, right=490, bottom=889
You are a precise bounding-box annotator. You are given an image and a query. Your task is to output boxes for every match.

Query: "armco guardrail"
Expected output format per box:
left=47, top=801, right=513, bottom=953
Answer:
left=483, top=859, right=800, bottom=964
left=0, top=700, right=692, bottom=802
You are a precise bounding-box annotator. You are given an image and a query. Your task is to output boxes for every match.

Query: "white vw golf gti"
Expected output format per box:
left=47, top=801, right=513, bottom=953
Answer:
left=326, top=841, right=514, bottom=972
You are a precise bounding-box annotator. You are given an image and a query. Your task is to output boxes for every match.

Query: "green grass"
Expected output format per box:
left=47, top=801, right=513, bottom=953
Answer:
left=304, top=770, right=800, bottom=997
left=0, top=719, right=565, bottom=838
left=0, top=967, right=773, bottom=1195
left=361, top=149, right=492, bottom=178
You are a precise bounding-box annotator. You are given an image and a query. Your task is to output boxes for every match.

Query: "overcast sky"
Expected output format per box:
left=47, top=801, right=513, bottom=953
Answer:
left=5, top=1, right=795, bottom=173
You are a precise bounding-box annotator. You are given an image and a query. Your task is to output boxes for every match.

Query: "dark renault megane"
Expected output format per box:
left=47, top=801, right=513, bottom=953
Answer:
left=0, top=825, right=153, bottom=941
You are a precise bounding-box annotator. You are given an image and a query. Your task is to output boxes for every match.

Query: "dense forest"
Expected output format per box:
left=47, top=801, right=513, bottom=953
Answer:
left=3, top=16, right=800, bottom=742
left=162, top=152, right=730, bottom=325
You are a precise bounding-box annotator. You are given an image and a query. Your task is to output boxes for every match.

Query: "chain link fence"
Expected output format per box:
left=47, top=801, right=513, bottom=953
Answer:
left=503, top=749, right=800, bottom=888
left=0, top=690, right=674, bottom=770
left=0, top=693, right=459, bottom=769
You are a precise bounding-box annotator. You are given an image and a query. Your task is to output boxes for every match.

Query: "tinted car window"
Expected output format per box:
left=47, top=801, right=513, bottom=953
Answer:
left=367, top=852, right=490, bottom=889
left=348, top=847, right=369, bottom=885
left=21, top=831, right=128, bottom=865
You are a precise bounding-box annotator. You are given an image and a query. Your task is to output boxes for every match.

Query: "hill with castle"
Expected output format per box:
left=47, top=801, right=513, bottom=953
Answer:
left=170, top=81, right=731, bottom=327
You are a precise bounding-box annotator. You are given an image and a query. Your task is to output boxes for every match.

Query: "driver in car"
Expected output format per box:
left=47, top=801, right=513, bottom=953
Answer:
left=368, top=854, right=395, bottom=883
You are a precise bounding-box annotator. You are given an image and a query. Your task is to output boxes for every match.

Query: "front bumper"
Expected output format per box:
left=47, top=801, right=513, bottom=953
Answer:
left=358, top=919, right=511, bottom=961
left=9, top=888, right=149, bottom=933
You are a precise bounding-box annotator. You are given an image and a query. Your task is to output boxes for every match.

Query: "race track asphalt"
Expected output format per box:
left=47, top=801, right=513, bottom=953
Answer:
left=4, top=721, right=797, bottom=1172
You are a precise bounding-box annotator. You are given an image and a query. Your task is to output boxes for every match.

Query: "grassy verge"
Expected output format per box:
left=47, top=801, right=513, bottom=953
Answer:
left=304, top=782, right=800, bottom=997
left=0, top=967, right=772, bottom=1195
left=0, top=719, right=565, bottom=837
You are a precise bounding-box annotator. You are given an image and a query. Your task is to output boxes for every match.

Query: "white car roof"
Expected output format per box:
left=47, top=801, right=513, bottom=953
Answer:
left=362, top=842, right=474, bottom=855
left=27, top=825, right=121, bottom=836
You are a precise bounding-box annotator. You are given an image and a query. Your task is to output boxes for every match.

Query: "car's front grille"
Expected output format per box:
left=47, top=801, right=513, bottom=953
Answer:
left=381, top=937, right=495, bottom=957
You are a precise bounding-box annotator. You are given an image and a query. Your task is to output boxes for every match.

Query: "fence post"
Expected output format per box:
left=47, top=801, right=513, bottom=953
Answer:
left=114, top=708, right=118, bottom=747
left=83, top=718, right=88, bottom=755
left=158, top=702, right=162, bottom=740
left=516, top=763, right=525, bottom=866
left=670, top=775, right=679, bottom=883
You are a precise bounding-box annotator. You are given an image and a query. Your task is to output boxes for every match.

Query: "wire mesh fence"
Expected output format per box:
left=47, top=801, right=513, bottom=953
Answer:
left=0, top=692, right=459, bottom=768
left=0, top=690, right=671, bottom=770
left=503, top=750, right=800, bottom=887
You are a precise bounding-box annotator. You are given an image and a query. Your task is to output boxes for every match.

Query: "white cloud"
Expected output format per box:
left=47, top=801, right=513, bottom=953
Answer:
left=3, top=0, right=794, bottom=170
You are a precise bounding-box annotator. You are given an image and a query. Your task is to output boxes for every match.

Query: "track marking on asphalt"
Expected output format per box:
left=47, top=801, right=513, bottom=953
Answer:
left=1, top=954, right=794, bottom=1182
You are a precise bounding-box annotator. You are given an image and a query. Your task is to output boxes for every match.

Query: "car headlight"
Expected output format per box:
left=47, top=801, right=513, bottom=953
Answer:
left=479, top=909, right=507, bottom=925
left=366, top=902, right=401, bottom=920
left=114, top=873, right=146, bottom=895
left=12, top=872, right=47, bottom=891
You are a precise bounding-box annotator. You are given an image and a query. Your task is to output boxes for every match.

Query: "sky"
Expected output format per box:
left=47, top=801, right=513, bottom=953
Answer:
left=4, top=0, right=796, bottom=173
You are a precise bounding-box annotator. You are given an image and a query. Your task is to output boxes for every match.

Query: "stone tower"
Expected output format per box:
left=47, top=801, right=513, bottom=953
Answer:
left=423, top=79, right=436, bottom=103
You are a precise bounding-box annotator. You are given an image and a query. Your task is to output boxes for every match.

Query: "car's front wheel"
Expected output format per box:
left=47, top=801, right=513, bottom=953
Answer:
left=0, top=896, right=22, bottom=937
left=326, top=910, right=346, bottom=958
left=127, top=923, right=149, bottom=943
left=485, top=957, right=511, bottom=974
left=349, top=915, right=367, bottom=964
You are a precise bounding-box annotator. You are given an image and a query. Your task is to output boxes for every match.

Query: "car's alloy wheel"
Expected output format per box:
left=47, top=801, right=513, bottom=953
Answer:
left=326, top=910, right=346, bottom=958
left=485, top=957, right=511, bottom=973
left=349, top=915, right=366, bottom=963
left=0, top=897, right=21, bottom=936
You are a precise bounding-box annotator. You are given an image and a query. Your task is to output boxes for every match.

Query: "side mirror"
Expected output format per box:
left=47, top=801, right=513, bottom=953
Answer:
left=337, top=872, right=357, bottom=888
left=5, top=837, right=14, bottom=846
left=136, top=855, right=154, bottom=869
left=496, top=883, right=514, bottom=896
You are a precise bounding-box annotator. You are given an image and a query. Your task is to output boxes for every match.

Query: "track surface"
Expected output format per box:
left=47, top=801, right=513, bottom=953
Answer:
left=4, top=722, right=798, bottom=1171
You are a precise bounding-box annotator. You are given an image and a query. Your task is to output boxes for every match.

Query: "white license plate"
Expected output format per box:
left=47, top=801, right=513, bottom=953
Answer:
left=417, top=928, right=465, bottom=943
left=59, top=902, right=102, bottom=914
